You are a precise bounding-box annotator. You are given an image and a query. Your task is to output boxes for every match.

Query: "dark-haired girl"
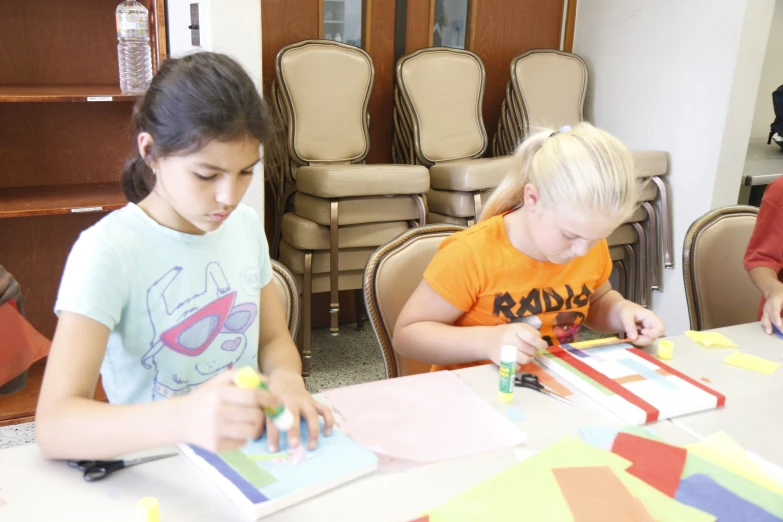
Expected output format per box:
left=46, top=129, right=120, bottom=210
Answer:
left=36, top=52, right=333, bottom=459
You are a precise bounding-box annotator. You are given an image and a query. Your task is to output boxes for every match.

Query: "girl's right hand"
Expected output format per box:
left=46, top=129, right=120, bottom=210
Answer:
left=486, top=323, right=549, bottom=365
left=178, top=369, right=281, bottom=453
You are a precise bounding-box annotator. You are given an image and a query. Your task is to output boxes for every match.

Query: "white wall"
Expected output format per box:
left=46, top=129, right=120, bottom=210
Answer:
left=751, top=0, right=783, bottom=141
left=166, top=0, right=265, bottom=219
left=574, top=0, right=774, bottom=335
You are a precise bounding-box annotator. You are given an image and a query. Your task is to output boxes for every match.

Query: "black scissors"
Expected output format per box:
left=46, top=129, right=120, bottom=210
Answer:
left=67, top=453, right=177, bottom=481
left=515, top=373, right=577, bottom=407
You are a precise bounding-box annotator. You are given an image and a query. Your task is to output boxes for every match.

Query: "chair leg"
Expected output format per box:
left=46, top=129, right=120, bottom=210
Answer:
left=642, top=201, right=660, bottom=291
left=632, top=222, right=649, bottom=308
left=302, top=252, right=313, bottom=377
left=354, top=289, right=366, bottom=330
left=622, top=244, right=637, bottom=305
left=329, top=201, right=340, bottom=336
left=410, top=194, right=427, bottom=226
left=651, top=176, right=674, bottom=269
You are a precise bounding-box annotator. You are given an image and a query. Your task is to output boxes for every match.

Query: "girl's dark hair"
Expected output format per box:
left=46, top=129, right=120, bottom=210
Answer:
left=122, top=52, right=274, bottom=203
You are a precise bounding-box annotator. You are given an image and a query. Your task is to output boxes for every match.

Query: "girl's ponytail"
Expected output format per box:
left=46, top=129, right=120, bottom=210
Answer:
left=121, top=150, right=153, bottom=204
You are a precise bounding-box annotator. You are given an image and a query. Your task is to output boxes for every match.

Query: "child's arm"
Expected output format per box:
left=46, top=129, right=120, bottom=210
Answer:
left=393, top=280, right=548, bottom=365
left=36, top=312, right=277, bottom=460
left=584, top=282, right=665, bottom=346
left=748, top=267, right=783, bottom=333
left=256, top=281, right=333, bottom=451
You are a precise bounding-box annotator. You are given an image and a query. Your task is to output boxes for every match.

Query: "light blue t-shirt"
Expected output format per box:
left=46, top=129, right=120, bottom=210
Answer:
left=55, top=203, right=272, bottom=405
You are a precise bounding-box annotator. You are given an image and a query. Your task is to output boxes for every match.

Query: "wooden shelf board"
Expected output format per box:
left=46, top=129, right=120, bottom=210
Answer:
left=0, top=183, right=126, bottom=218
left=0, top=85, right=140, bottom=103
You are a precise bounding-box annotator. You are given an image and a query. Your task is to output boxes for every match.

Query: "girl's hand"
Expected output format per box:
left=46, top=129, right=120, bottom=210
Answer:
left=265, top=370, right=334, bottom=452
left=179, top=369, right=279, bottom=453
left=486, top=323, right=549, bottom=365
left=618, top=301, right=666, bottom=346
left=761, top=287, right=783, bottom=335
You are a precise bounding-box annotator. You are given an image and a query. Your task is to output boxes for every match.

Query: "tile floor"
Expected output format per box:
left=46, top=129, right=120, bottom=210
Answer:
left=0, top=324, right=610, bottom=450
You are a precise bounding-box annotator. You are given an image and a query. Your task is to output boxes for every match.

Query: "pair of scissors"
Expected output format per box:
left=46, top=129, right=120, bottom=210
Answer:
left=514, top=373, right=578, bottom=407
left=67, top=453, right=177, bottom=482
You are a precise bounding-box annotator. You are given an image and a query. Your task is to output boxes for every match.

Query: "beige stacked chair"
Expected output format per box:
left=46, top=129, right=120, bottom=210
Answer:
left=683, top=206, right=761, bottom=331
left=271, top=260, right=300, bottom=340
left=493, top=48, right=672, bottom=306
left=363, top=225, right=464, bottom=378
left=271, top=40, right=429, bottom=375
left=392, top=47, right=513, bottom=226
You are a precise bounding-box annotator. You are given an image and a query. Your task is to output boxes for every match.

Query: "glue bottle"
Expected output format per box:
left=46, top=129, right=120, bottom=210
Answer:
left=136, top=497, right=159, bottom=522
left=234, top=366, right=294, bottom=431
left=498, top=345, right=517, bottom=402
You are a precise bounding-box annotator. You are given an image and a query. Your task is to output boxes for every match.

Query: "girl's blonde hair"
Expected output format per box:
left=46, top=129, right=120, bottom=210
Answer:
left=480, top=122, right=637, bottom=222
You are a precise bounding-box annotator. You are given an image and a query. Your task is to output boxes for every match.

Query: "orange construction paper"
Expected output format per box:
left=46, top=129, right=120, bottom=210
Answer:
left=553, top=466, right=655, bottom=522
left=519, top=362, right=573, bottom=397
left=0, top=301, right=51, bottom=385
left=611, top=432, right=687, bottom=497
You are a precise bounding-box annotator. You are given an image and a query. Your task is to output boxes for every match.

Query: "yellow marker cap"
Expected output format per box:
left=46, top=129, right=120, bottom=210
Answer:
left=234, top=366, right=262, bottom=389
left=658, top=340, right=674, bottom=359
left=136, top=497, right=159, bottom=522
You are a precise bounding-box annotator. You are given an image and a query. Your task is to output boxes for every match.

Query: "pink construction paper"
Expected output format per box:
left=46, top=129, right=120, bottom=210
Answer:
left=323, top=371, right=526, bottom=463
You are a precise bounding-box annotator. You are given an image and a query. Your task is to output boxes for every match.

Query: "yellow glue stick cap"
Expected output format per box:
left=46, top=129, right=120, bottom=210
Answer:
left=234, top=366, right=262, bottom=389
left=136, top=497, right=159, bottom=522
left=657, top=340, right=674, bottom=359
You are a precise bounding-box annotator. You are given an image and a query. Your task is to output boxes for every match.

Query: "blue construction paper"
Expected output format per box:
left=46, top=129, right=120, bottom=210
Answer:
left=675, top=474, right=783, bottom=522
left=579, top=425, right=619, bottom=450
left=505, top=406, right=526, bottom=422
left=772, top=323, right=783, bottom=341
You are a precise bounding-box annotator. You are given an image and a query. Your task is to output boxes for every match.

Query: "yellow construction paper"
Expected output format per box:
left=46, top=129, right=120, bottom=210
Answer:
left=657, top=340, right=674, bottom=359
left=427, top=437, right=715, bottom=522
left=723, top=352, right=780, bottom=375
left=685, top=330, right=738, bottom=348
left=569, top=337, right=623, bottom=348
left=685, top=432, right=783, bottom=495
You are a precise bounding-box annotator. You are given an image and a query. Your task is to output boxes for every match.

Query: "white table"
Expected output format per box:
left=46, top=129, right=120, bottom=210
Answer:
left=647, top=322, right=783, bottom=466
left=0, top=364, right=698, bottom=522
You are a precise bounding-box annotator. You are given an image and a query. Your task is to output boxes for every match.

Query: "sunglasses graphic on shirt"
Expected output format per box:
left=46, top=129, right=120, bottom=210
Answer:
left=159, top=292, right=256, bottom=357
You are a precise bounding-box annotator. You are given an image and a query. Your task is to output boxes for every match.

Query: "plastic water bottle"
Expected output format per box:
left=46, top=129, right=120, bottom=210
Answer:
left=115, top=0, right=153, bottom=93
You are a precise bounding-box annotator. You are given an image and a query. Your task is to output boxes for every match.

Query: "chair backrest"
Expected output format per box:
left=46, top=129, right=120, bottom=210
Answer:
left=683, top=206, right=761, bottom=331
left=510, top=49, right=587, bottom=136
left=363, top=225, right=465, bottom=378
left=271, top=259, right=300, bottom=340
left=275, top=39, right=373, bottom=166
left=396, top=48, right=487, bottom=166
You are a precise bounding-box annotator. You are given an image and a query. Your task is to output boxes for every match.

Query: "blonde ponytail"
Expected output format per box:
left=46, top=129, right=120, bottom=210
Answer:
left=480, top=123, right=637, bottom=222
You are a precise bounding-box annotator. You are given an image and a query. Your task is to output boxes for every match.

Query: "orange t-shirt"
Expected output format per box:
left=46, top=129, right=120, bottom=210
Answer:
left=423, top=213, right=613, bottom=371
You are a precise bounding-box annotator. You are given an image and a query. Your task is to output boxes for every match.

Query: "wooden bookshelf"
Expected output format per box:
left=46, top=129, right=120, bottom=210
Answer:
left=0, top=85, right=140, bottom=103
left=0, top=0, right=166, bottom=426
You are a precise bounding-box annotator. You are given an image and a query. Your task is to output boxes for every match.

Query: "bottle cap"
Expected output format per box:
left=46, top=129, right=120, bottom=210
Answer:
left=234, top=366, right=262, bottom=389
left=500, top=345, right=518, bottom=363
left=273, top=407, right=294, bottom=432
left=136, top=497, right=159, bottom=522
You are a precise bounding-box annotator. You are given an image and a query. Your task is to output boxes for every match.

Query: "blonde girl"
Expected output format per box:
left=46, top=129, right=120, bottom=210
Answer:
left=394, top=123, right=665, bottom=370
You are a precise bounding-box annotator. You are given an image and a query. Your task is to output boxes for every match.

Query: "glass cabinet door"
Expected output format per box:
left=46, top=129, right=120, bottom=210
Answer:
left=322, top=0, right=364, bottom=47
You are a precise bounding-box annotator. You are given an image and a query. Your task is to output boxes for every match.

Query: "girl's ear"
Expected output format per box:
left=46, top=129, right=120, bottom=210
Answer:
left=137, top=132, right=159, bottom=170
left=522, top=183, right=541, bottom=212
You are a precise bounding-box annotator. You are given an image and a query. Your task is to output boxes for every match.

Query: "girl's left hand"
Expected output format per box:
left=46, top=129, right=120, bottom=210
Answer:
left=265, top=370, right=334, bottom=452
left=619, top=301, right=666, bottom=346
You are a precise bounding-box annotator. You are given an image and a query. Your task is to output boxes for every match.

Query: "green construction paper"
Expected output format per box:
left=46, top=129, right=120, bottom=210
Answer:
left=427, top=437, right=629, bottom=522
left=682, top=453, right=783, bottom=518
left=219, top=450, right=277, bottom=488
left=428, top=437, right=715, bottom=522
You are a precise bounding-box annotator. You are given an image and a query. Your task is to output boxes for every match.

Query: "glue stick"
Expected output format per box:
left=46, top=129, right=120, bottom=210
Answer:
left=498, top=345, right=517, bottom=403
left=136, top=497, right=159, bottom=522
left=234, top=366, right=294, bottom=431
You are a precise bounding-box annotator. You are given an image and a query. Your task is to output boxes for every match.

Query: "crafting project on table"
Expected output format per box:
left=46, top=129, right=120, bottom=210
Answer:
left=537, top=340, right=726, bottom=425
left=323, top=370, right=526, bottom=463
left=179, top=421, right=378, bottom=520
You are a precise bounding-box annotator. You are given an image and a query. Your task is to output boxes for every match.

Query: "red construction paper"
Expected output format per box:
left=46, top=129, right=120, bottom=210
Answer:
left=611, top=432, right=687, bottom=497
left=0, top=301, right=51, bottom=385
